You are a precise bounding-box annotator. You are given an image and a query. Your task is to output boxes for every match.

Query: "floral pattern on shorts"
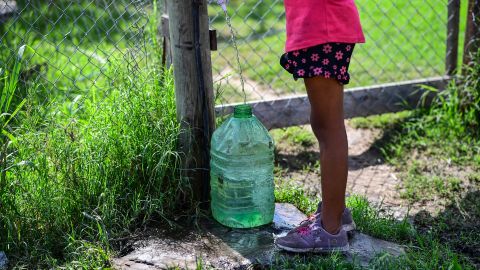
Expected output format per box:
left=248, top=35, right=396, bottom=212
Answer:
left=280, top=43, right=355, bottom=85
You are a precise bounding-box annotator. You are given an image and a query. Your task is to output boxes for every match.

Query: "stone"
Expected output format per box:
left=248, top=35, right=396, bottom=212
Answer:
left=0, top=251, right=7, bottom=270
left=113, top=203, right=405, bottom=269
left=114, top=203, right=306, bottom=269
left=272, top=203, right=308, bottom=230
left=347, top=232, right=405, bottom=266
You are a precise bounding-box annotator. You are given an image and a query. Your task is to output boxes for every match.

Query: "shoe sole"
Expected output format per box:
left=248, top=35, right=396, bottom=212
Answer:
left=276, top=243, right=350, bottom=253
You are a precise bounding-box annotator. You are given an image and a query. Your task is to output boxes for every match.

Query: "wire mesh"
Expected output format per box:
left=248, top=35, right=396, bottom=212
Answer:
left=209, top=0, right=455, bottom=105
left=0, top=0, right=159, bottom=200
left=0, top=0, right=153, bottom=106
left=0, top=0, right=466, bottom=212
left=207, top=0, right=462, bottom=208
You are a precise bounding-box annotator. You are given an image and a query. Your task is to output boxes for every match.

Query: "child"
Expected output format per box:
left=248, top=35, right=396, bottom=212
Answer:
left=275, top=0, right=365, bottom=252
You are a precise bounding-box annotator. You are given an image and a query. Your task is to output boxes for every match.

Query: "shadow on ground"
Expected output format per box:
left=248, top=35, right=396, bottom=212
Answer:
left=413, top=188, right=480, bottom=267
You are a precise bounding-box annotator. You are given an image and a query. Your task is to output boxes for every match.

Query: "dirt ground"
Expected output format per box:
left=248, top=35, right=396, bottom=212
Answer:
left=114, top=120, right=479, bottom=269
left=274, top=121, right=474, bottom=220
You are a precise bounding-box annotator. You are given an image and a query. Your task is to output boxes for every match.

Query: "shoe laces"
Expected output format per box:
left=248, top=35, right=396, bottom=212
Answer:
left=296, top=226, right=311, bottom=236
left=298, top=213, right=318, bottom=227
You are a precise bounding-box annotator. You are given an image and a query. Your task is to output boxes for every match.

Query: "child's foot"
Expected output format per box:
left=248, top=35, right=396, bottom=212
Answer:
left=287, top=202, right=356, bottom=235
left=275, top=218, right=349, bottom=253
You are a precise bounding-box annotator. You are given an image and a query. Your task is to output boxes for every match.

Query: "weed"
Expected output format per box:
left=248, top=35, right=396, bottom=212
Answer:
left=1, top=54, right=187, bottom=268
left=368, top=234, right=474, bottom=270
left=271, top=126, right=316, bottom=148
left=349, top=111, right=412, bottom=130
left=0, top=46, right=28, bottom=223
left=275, top=182, right=318, bottom=215
left=274, top=183, right=476, bottom=269
left=398, top=161, right=464, bottom=203
left=380, top=51, right=480, bottom=167
left=347, top=196, right=414, bottom=243
left=269, top=252, right=358, bottom=270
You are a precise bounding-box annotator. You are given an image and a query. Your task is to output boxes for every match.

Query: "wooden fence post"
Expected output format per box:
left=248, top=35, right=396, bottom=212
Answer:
left=446, top=0, right=460, bottom=75
left=166, top=0, right=215, bottom=206
left=161, top=0, right=172, bottom=67
left=463, top=0, right=480, bottom=67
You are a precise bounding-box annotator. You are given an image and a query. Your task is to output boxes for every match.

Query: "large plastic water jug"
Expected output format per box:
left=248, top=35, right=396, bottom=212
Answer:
left=210, top=104, right=275, bottom=228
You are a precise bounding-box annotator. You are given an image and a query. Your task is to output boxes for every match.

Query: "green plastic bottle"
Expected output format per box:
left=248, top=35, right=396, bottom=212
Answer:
left=210, top=104, right=275, bottom=228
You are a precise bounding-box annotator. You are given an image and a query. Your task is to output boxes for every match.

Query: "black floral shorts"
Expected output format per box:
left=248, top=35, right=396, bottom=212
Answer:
left=280, top=43, right=355, bottom=85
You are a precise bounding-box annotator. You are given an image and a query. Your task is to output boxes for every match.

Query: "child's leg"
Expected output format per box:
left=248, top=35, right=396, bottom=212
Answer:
left=304, top=76, right=348, bottom=235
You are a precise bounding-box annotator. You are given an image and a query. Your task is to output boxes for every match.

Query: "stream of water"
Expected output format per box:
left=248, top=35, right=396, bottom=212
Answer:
left=222, top=10, right=247, bottom=104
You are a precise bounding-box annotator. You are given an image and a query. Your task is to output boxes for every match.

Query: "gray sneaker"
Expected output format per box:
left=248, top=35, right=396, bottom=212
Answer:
left=287, top=202, right=356, bottom=236
left=275, top=218, right=350, bottom=253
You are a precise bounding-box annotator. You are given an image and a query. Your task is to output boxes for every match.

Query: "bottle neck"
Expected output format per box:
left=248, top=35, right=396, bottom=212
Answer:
left=233, top=104, right=253, bottom=118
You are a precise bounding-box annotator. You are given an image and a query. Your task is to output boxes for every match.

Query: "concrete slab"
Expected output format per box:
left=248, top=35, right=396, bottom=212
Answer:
left=113, top=203, right=405, bottom=269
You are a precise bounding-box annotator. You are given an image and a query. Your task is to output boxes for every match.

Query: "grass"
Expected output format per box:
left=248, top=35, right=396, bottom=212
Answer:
left=1, top=46, right=28, bottom=192
left=378, top=53, right=480, bottom=168
left=0, top=0, right=148, bottom=102
left=209, top=0, right=469, bottom=104
left=1, top=0, right=478, bottom=268
left=399, top=162, right=463, bottom=203
left=271, top=126, right=316, bottom=148
left=2, top=54, right=186, bottom=268
left=273, top=183, right=476, bottom=269
left=0, top=1, right=195, bottom=268
left=342, top=49, right=480, bottom=266
left=349, top=110, right=412, bottom=129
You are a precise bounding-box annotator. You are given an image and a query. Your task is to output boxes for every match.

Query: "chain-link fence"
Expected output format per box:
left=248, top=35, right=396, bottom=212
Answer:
left=0, top=0, right=154, bottom=107
left=209, top=0, right=461, bottom=106
left=1, top=0, right=462, bottom=125
left=206, top=0, right=466, bottom=206
left=0, top=0, right=469, bottom=200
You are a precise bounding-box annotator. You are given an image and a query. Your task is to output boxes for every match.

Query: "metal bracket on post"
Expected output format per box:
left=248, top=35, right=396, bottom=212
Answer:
left=160, top=14, right=217, bottom=67
left=209, top=29, right=217, bottom=51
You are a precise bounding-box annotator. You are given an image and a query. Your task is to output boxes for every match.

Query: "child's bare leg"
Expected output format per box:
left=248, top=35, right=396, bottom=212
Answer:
left=304, top=76, right=348, bottom=234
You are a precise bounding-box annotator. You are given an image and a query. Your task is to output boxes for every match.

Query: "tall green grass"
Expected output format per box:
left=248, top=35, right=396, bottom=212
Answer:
left=0, top=49, right=188, bottom=268
left=1, top=46, right=28, bottom=237
left=0, top=1, right=194, bottom=267
left=0, top=46, right=27, bottom=142
left=381, top=49, right=480, bottom=166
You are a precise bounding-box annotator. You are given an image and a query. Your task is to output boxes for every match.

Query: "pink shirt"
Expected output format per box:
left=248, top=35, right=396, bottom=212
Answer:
left=284, top=0, right=365, bottom=52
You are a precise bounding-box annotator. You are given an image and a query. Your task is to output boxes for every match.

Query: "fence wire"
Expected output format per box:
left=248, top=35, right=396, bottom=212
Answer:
left=0, top=0, right=466, bottom=211
left=1, top=0, right=460, bottom=125
left=207, top=0, right=463, bottom=206
left=0, top=0, right=153, bottom=106
left=209, top=0, right=456, bottom=105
